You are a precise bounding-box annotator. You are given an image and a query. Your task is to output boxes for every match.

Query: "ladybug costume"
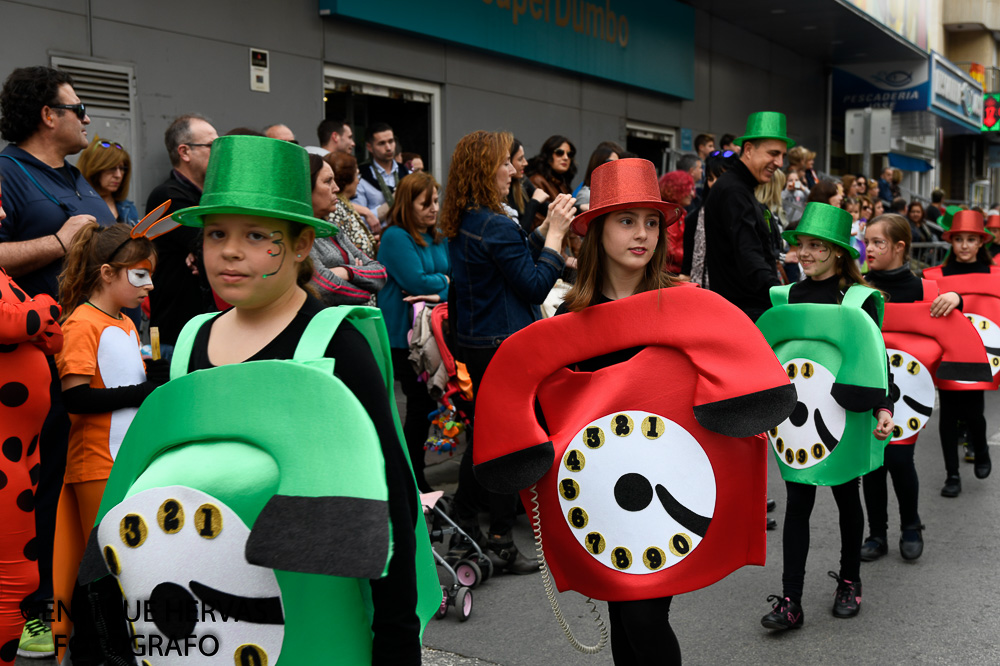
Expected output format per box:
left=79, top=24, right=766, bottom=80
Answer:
left=0, top=267, right=62, bottom=664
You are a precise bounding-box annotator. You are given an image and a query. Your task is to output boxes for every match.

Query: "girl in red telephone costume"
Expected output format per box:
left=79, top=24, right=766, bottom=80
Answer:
left=0, top=179, right=63, bottom=664
left=859, top=214, right=966, bottom=561
left=922, top=210, right=1000, bottom=497
left=474, top=158, right=796, bottom=664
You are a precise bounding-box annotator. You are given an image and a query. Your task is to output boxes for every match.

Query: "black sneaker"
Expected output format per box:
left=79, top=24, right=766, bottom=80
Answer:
left=941, top=474, right=961, bottom=497
left=761, top=595, right=803, bottom=630
left=829, top=572, right=862, bottom=618
left=766, top=498, right=777, bottom=512
left=975, top=450, right=991, bottom=479
left=767, top=517, right=778, bottom=530
left=899, top=524, right=925, bottom=561
left=860, top=535, right=888, bottom=562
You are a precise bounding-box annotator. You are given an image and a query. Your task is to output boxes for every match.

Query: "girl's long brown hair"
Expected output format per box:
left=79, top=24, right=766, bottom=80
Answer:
left=388, top=171, right=441, bottom=247
left=440, top=130, right=512, bottom=238
left=58, top=223, right=155, bottom=320
left=76, top=135, right=132, bottom=201
left=562, top=212, right=676, bottom=312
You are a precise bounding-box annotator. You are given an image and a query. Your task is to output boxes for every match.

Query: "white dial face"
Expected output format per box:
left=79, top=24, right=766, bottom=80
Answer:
left=557, top=411, right=716, bottom=575
left=769, top=359, right=846, bottom=470
left=886, top=348, right=935, bottom=439
left=97, top=486, right=284, bottom=665
left=965, top=312, right=1000, bottom=377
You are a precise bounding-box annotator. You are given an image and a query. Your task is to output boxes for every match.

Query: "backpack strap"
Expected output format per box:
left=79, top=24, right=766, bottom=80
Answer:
left=842, top=285, right=884, bottom=328
left=920, top=278, right=939, bottom=302
left=169, top=313, right=219, bottom=380
left=0, top=155, right=71, bottom=212
left=294, top=306, right=396, bottom=392
left=769, top=284, right=793, bottom=308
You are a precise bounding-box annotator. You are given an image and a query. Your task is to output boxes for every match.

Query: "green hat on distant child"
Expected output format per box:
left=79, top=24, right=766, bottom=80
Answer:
left=735, top=111, right=795, bottom=148
left=783, top=202, right=859, bottom=258
left=172, top=135, right=336, bottom=237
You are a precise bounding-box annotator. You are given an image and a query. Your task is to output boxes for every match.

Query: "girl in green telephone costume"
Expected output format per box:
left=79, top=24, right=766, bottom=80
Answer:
left=84, top=136, right=439, bottom=665
left=758, top=202, right=895, bottom=632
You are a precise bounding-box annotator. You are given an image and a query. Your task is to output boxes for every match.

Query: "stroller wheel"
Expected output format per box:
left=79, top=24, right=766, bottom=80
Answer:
left=472, top=554, right=493, bottom=582
left=455, top=587, right=473, bottom=622
left=455, top=559, right=482, bottom=589
left=435, top=585, right=449, bottom=619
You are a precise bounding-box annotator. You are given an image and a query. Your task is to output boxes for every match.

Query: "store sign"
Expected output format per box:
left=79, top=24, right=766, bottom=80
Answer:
left=318, top=0, right=694, bottom=98
left=831, top=60, right=930, bottom=116
left=929, top=51, right=983, bottom=133
left=983, top=94, right=1000, bottom=132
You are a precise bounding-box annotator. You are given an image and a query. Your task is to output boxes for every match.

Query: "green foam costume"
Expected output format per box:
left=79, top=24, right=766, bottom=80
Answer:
left=81, top=306, right=441, bottom=664
left=757, top=285, right=890, bottom=486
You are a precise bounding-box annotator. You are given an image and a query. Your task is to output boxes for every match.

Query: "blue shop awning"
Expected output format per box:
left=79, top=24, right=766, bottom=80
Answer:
left=888, top=152, right=933, bottom=173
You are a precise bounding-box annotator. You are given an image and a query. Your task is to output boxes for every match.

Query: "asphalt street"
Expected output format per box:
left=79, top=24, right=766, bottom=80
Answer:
left=17, top=389, right=1000, bottom=665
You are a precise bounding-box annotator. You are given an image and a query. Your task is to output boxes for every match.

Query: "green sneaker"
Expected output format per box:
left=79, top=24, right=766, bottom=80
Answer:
left=17, top=618, right=55, bottom=658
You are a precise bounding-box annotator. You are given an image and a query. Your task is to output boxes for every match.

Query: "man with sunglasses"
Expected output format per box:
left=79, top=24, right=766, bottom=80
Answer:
left=0, top=65, right=116, bottom=660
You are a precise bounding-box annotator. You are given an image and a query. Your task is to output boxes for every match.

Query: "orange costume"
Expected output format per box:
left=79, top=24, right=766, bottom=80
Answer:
left=52, top=303, right=145, bottom=659
left=0, top=268, right=61, bottom=664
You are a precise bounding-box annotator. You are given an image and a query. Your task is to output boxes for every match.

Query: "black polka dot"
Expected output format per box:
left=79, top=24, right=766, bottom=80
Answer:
left=25, top=310, right=40, bottom=336
left=2, top=437, right=21, bottom=463
left=0, top=382, right=28, bottom=407
left=0, top=343, right=17, bottom=353
left=26, top=435, right=37, bottom=457
left=0, top=469, right=6, bottom=490
left=50, top=305, right=60, bottom=320
left=1, top=638, right=19, bottom=662
left=10, top=286, right=26, bottom=302
left=16, top=489, right=33, bottom=512
left=23, top=537, right=38, bottom=561
left=29, top=463, right=40, bottom=486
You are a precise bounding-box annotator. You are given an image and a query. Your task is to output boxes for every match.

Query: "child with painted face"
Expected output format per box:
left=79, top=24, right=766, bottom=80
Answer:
left=171, top=136, right=425, bottom=664
left=761, top=203, right=894, bottom=631
left=859, top=214, right=962, bottom=562
left=556, top=158, right=686, bottom=665
left=924, top=211, right=996, bottom=497
left=52, top=222, right=164, bottom=662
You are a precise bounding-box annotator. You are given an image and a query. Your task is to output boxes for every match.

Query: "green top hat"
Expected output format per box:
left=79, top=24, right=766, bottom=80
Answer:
left=172, top=135, right=336, bottom=237
left=782, top=202, right=859, bottom=259
left=735, top=111, right=795, bottom=148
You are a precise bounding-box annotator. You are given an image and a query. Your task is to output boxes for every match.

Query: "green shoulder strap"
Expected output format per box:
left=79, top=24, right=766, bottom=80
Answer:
left=841, top=285, right=885, bottom=328
left=769, top=284, right=793, bottom=308
left=169, top=313, right=219, bottom=381
left=293, top=306, right=394, bottom=389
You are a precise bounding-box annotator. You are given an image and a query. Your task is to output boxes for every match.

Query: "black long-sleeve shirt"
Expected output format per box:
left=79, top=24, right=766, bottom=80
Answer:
left=703, top=159, right=780, bottom=321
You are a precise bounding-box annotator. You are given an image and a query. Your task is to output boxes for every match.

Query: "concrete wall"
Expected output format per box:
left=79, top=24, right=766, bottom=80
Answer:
left=0, top=0, right=827, bottom=205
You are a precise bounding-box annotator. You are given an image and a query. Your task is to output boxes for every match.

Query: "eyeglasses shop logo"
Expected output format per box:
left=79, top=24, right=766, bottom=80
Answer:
left=871, top=70, right=914, bottom=88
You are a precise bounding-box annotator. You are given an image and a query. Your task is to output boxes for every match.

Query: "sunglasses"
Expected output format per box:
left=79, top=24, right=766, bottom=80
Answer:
left=49, top=103, right=87, bottom=120
left=99, top=141, right=124, bottom=150
left=709, top=150, right=736, bottom=158
left=553, top=148, right=575, bottom=158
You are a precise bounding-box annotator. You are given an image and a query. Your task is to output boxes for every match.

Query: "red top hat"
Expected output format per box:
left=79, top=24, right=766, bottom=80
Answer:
left=571, top=158, right=685, bottom=236
left=986, top=211, right=1000, bottom=231
left=942, top=210, right=993, bottom=243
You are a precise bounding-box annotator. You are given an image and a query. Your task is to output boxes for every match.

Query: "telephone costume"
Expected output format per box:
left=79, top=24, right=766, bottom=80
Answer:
left=472, top=158, right=798, bottom=664
left=922, top=210, right=1000, bottom=491
left=77, top=137, right=439, bottom=666
left=0, top=268, right=61, bottom=664
left=756, top=203, right=894, bottom=627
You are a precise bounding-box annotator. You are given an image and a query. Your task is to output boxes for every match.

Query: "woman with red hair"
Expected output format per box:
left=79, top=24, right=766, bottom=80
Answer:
left=658, top=170, right=694, bottom=275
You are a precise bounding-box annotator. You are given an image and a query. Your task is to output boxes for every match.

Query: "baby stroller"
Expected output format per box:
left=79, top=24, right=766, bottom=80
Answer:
left=421, top=491, right=493, bottom=621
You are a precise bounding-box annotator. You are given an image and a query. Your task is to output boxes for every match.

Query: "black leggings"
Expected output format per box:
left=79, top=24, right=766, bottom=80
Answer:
left=782, top=479, right=863, bottom=604
left=862, top=444, right=921, bottom=537
left=391, top=348, right=437, bottom=493
left=938, top=389, right=988, bottom=476
left=454, top=345, right=518, bottom=536
left=608, top=596, right=681, bottom=665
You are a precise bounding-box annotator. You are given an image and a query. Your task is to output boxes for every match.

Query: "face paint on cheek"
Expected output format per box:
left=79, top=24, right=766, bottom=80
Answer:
left=127, top=259, right=154, bottom=288
left=262, top=230, right=286, bottom=279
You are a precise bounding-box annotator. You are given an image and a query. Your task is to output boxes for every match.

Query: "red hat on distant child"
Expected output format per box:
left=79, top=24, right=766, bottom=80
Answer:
left=985, top=211, right=1000, bottom=232
left=571, top=158, right=685, bottom=236
left=942, top=210, right=993, bottom=243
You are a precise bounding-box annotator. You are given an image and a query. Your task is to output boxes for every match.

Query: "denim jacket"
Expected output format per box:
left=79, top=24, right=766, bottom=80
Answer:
left=449, top=206, right=564, bottom=348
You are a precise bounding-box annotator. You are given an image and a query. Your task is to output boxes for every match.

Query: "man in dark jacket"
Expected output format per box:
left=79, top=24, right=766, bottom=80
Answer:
left=704, top=111, right=790, bottom=323
left=145, top=113, right=218, bottom=351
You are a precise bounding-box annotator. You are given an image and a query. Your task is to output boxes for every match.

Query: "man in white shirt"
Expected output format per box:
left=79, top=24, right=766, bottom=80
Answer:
left=352, top=122, right=410, bottom=228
